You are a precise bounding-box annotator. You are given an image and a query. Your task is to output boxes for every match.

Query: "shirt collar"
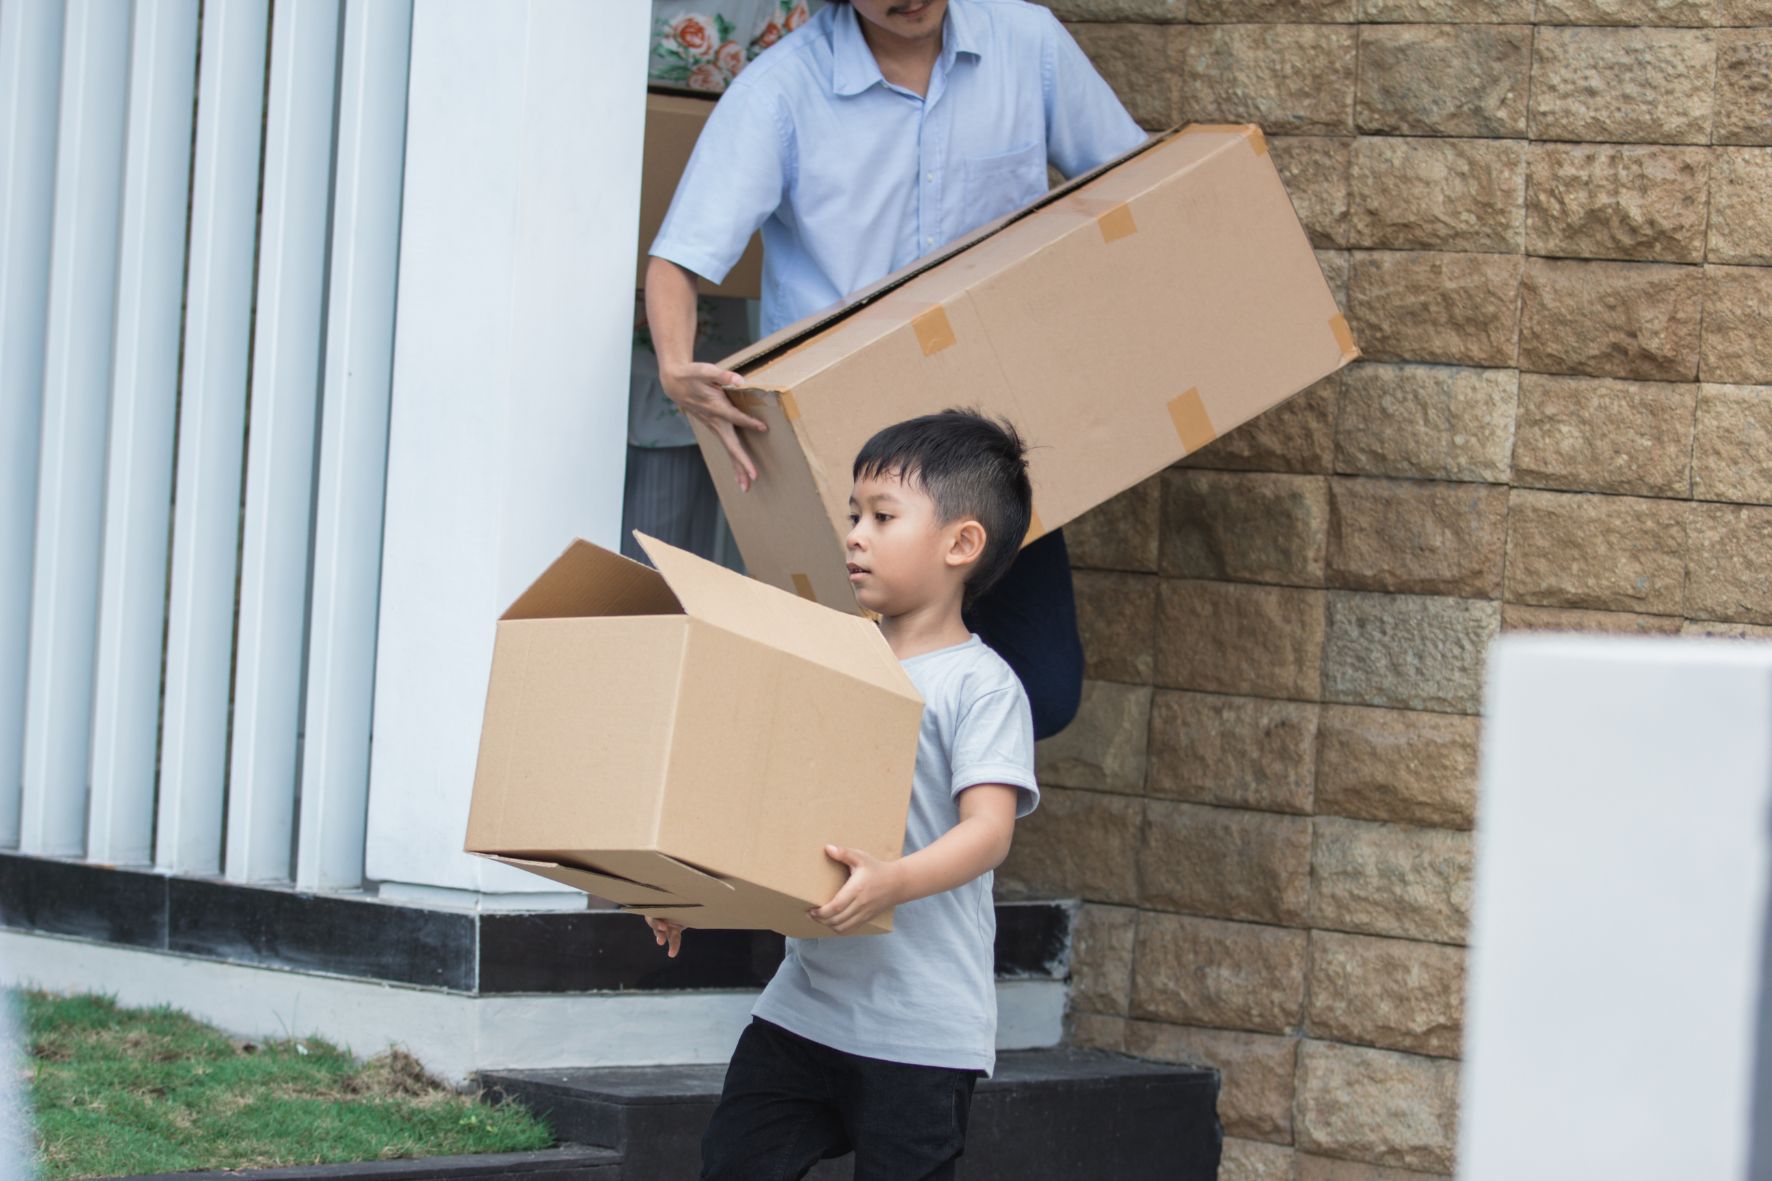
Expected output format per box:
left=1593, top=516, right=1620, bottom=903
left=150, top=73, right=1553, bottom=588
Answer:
left=830, top=0, right=982, bottom=98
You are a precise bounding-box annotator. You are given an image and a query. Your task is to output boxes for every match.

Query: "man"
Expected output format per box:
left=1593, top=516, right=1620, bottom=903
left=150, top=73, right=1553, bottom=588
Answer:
left=645, top=0, right=1145, bottom=739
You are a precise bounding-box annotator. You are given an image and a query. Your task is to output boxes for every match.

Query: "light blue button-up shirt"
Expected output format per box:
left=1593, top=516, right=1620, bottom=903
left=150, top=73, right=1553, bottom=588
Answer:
left=650, top=0, right=1146, bottom=337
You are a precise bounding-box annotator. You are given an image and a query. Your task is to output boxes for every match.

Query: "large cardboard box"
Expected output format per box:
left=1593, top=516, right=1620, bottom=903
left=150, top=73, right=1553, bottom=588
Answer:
left=464, top=533, right=922, bottom=938
left=692, top=124, right=1360, bottom=610
left=637, top=87, right=763, bottom=299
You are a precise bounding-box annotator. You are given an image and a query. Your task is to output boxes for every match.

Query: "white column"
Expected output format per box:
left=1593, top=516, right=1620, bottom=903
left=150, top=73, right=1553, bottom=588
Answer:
left=88, top=0, right=201, bottom=866
left=224, top=0, right=343, bottom=884
left=156, top=0, right=270, bottom=874
left=364, top=0, right=645, bottom=897
left=295, top=0, right=413, bottom=893
left=20, top=0, right=132, bottom=857
left=0, top=0, right=66, bottom=849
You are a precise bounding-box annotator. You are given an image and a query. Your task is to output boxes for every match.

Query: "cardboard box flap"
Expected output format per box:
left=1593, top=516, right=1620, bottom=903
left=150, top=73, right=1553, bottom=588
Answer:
left=476, top=853, right=683, bottom=906
left=635, top=532, right=919, bottom=703
left=722, top=130, right=1169, bottom=378
left=500, top=539, right=682, bottom=621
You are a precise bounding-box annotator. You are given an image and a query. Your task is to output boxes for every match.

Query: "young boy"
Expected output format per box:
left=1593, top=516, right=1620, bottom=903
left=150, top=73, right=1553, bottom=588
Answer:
left=646, top=409, right=1040, bottom=1180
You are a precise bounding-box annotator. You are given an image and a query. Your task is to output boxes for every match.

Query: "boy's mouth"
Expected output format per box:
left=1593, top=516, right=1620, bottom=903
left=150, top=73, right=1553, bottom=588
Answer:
left=846, top=562, right=870, bottom=581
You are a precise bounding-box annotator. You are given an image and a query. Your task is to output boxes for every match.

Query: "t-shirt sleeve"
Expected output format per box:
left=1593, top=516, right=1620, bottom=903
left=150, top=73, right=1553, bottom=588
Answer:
left=1040, top=7, right=1149, bottom=180
left=649, top=77, right=791, bottom=285
left=950, top=684, right=1040, bottom=820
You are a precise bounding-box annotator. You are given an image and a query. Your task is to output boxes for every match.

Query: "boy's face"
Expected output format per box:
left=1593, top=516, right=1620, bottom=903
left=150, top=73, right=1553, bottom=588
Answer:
left=845, top=469, right=979, bottom=616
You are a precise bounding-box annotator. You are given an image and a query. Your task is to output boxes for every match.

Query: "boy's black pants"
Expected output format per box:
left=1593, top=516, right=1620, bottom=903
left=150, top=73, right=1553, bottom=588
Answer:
left=701, top=1018, right=982, bottom=1181
left=965, top=529, right=1083, bottom=742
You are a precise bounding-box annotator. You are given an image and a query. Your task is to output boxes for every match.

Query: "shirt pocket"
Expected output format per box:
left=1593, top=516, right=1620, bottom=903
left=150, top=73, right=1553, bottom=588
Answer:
left=959, top=141, right=1048, bottom=233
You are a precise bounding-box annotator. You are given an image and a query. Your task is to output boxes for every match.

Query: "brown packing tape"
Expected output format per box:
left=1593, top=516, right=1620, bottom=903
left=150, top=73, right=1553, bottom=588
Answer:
left=778, top=390, right=801, bottom=421
left=1097, top=203, right=1137, bottom=244
left=912, top=306, right=956, bottom=357
left=791, top=573, right=817, bottom=602
left=1329, top=313, right=1359, bottom=362
left=1024, top=507, right=1045, bottom=545
left=1167, top=388, right=1217, bottom=452
left=1244, top=125, right=1269, bottom=156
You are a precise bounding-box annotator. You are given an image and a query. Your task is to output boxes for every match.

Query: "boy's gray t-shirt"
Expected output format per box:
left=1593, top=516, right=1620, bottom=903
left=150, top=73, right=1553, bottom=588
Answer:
left=751, top=634, right=1039, bottom=1075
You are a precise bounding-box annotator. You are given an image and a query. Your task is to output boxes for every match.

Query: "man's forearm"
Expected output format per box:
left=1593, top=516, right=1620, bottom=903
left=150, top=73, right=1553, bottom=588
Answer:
left=644, top=255, right=700, bottom=371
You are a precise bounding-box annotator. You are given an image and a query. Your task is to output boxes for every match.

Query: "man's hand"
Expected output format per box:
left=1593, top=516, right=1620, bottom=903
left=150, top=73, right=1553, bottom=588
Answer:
left=658, top=359, right=767, bottom=492
left=644, top=915, right=685, bottom=958
left=809, top=845, right=905, bottom=935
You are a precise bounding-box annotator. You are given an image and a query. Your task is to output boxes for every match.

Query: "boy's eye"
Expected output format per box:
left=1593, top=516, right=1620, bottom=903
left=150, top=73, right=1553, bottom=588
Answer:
left=874, top=513, right=892, bottom=524
left=847, top=513, right=860, bottom=525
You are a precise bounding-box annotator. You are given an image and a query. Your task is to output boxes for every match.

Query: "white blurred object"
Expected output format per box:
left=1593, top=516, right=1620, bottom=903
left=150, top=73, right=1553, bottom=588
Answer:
left=0, top=991, right=34, bottom=1180
left=1462, top=637, right=1772, bottom=1180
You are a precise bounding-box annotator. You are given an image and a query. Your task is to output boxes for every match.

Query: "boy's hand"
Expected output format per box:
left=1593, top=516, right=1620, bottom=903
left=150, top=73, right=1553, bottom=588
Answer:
left=809, top=845, right=904, bottom=935
left=644, top=915, right=685, bottom=958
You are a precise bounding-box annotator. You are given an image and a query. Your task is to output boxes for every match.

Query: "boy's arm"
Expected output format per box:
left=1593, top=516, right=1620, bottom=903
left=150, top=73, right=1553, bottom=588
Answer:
left=809, top=783, right=1021, bottom=935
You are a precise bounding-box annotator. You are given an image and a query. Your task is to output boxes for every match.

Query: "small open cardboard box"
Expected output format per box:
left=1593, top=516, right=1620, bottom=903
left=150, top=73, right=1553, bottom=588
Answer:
left=691, top=123, right=1359, bottom=610
left=464, top=533, right=922, bottom=938
left=637, top=87, right=763, bottom=299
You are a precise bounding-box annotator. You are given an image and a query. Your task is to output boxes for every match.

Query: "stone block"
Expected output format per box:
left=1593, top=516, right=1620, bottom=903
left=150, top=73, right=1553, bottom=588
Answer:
left=1333, top=363, right=1517, bottom=484
left=1716, top=0, right=1772, bottom=22
left=1686, top=502, right=1772, bottom=625
left=1315, top=705, right=1480, bottom=830
left=1326, top=477, right=1507, bottom=599
left=1523, top=143, right=1709, bottom=264
left=1147, top=691, right=1318, bottom=814
left=1141, top=801, right=1313, bottom=926
left=1360, top=0, right=1531, bottom=17
left=1131, top=913, right=1309, bottom=1034
left=1519, top=258, right=1703, bottom=382
left=1035, top=680, right=1151, bottom=792
left=1271, top=135, right=1351, bottom=250
left=1069, top=23, right=1185, bottom=130
left=1223, top=1138, right=1297, bottom=1181
left=1066, top=477, right=1160, bottom=573
left=1708, top=148, right=1772, bottom=265
left=1702, top=264, right=1772, bottom=385
left=1536, top=0, right=1714, bottom=22
left=1501, top=604, right=1683, bottom=636
left=1156, top=580, right=1326, bottom=701
left=1181, top=375, right=1340, bottom=475
left=1067, top=1012, right=1128, bottom=1051
left=1039, top=0, right=1185, bottom=19
left=1694, top=383, right=1772, bottom=505
left=1318, top=249, right=1350, bottom=310
left=1307, top=931, right=1465, bottom=1058
left=1503, top=489, right=1688, bottom=615
left=1322, top=592, right=1499, bottom=715
left=1511, top=373, right=1696, bottom=498
left=1075, top=570, right=1156, bottom=684
left=1346, top=251, right=1522, bottom=368
left=1181, top=24, right=1358, bottom=136
left=1160, top=471, right=1329, bottom=587
left=1296, top=1041, right=1460, bottom=1174
left=1310, top=816, right=1473, bottom=945
left=1348, top=137, right=1524, bottom=254
left=1189, top=0, right=1356, bottom=18
left=1356, top=24, right=1532, bottom=138
left=1530, top=27, right=1715, bottom=145
left=1071, top=904, right=1139, bottom=1016
left=997, top=786, right=1143, bottom=905
left=1682, top=619, right=1772, bottom=640
left=1125, top=1021, right=1299, bottom=1144
left=1298, top=1155, right=1451, bottom=1181
left=1716, top=29, right=1772, bottom=146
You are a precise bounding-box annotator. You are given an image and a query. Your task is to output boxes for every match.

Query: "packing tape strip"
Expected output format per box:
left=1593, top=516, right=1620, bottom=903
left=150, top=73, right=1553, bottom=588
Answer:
left=791, top=573, right=816, bottom=602
left=1167, top=387, right=1217, bottom=452
left=1329, top=313, right=1359, bottom=363
left=1024, top=507, right=1046, bottom=545
left=912, top=306, right=956, bottom=357
left=1097, top=203, right=1137, bottom=244
left=778, top=390, right=801, bottom=421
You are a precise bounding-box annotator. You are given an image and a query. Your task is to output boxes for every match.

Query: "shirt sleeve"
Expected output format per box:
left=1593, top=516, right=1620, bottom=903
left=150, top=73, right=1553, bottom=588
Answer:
left=950, top=685, right=1040, bottom=820
left=649, top=76, right=792, bottom=285
left=1040, top=9, right=1149, bottom=181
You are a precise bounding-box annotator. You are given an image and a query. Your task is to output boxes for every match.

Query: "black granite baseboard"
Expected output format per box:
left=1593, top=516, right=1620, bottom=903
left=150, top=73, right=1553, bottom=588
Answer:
left=0, top=852, right=1073, bottom=996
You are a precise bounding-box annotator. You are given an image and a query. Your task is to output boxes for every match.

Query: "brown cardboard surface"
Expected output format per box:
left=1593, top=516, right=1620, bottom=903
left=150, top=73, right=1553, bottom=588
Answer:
left=638, top=88, right=763, bottom=300
left=465, top=535, right=923, bottom=938
left=691, top=124, right=1357, bottom=611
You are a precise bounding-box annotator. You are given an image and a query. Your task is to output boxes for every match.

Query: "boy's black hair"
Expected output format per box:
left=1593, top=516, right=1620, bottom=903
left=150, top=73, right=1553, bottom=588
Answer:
left=852, top=409, right=1032, bottom=607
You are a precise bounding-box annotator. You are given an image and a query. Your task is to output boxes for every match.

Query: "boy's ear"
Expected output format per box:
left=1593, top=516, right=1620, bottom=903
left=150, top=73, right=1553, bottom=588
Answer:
left=944, top=519, right=987, bottom=571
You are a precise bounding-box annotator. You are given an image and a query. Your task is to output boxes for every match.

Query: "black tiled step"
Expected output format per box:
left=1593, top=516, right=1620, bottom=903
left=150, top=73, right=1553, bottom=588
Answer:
left=111, top=1146, right=622, bottom=1181
left=481, top=1048, right=1221, bottom=1181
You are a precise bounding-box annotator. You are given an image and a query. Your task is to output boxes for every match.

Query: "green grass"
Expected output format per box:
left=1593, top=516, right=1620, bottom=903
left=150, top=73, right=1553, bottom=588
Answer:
left=21, top=990, right=554, bottom=1180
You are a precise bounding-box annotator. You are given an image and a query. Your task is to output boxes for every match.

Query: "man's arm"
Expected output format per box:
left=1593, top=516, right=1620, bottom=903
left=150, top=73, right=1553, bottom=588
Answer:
left=1041, top=9, right=1148, bottom=180
left=644, top=258, right=765, bottom=490
left=809, top=784, right=1020, bottom=935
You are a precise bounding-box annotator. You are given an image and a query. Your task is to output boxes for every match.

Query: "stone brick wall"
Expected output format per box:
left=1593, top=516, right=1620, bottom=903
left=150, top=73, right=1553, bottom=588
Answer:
left=999, top=3, right=1772, bottom=1178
